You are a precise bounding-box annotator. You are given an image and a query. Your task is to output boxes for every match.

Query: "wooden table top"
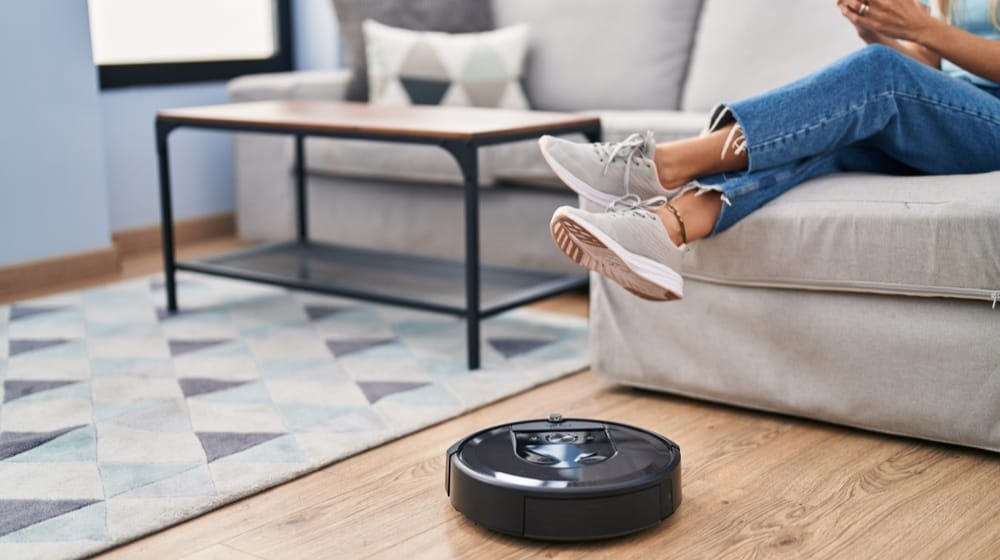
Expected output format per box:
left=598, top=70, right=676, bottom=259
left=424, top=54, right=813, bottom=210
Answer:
left=157, top=100, right=600, bottom=141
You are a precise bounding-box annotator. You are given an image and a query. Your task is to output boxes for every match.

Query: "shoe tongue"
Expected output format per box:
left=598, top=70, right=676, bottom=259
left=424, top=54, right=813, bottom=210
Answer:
left=641, top=131, right=657, bottom=157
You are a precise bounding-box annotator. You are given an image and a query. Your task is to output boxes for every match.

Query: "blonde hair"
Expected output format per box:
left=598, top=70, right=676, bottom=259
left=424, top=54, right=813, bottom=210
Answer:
left=935, top=0, right=1000, bottom=30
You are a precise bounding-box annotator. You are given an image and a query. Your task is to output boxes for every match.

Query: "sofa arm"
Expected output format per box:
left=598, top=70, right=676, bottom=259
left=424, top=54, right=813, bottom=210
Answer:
left=227, top=68, right=354, bottom=102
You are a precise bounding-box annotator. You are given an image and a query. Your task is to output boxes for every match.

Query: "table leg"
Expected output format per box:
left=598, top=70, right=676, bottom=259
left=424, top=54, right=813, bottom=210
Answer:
left=295, top=135, right=308, bottom=243
left=293, top=135, right=311, bottom=280
left=156, top=121, right=178, bottom=312
left=444, top=141, right=481, bottom=370
left=584, top=123, right=603, bottom=144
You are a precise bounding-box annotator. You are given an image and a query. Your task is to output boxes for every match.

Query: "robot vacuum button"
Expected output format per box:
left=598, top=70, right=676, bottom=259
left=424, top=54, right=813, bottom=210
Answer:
left=576, top=453, right=608, bottom=464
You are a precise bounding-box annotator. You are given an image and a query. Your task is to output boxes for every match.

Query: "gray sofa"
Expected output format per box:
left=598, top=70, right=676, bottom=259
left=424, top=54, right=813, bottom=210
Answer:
left=228, top=0, right=1000, bottom=452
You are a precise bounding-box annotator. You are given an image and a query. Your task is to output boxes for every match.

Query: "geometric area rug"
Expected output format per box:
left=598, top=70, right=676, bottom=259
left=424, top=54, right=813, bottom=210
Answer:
left=0, top=273, right=588, bottom=560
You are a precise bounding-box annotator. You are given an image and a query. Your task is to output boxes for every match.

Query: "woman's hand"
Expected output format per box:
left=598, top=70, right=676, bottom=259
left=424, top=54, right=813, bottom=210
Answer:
left=836, top=0, right=1000, bottom=85
left=836, top=0, right=936, bottom=43
left=836, top=0, right=943, bottom=68
left=845, top=15, right=895, bottom=45
left=837, top=0, right=892, bottom=44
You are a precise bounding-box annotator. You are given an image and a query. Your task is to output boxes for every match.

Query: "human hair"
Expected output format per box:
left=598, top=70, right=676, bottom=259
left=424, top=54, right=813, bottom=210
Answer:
left=935, top=0, right=1000, bottom=30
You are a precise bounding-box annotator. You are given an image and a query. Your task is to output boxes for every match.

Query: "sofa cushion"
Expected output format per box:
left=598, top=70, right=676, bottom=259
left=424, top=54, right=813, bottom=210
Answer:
left=303, top=139, right=493, bottom=186
left=681, top=0, right=861, bottom=112
left=331, top=0, right=494, bottom=102
left=363, top=20, right=530, bottom=109
left=685, top=171, right=1000, bottom=302
left=578, top=110, right=709, bottom=142
left=493, top=0, right=702, bottom=111
left=303, top=109, right=710, bottom=190
left=490, top=110, right=711, bottom=188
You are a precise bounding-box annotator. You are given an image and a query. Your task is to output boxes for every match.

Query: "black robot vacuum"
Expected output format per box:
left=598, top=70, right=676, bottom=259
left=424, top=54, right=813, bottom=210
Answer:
left=446, top=414, right=681, bottom=540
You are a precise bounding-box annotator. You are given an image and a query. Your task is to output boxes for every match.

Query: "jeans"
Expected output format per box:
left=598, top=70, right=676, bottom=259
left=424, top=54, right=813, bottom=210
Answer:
left=701, top=44, right=1000, bottom=235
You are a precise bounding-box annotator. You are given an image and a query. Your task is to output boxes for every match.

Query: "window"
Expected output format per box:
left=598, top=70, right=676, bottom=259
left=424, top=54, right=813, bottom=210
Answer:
left=87, top=0, right=292, bottom=89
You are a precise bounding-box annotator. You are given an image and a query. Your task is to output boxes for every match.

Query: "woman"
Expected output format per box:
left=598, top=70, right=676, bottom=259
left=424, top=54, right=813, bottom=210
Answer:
left=541, top=0, right=1000, bottom=301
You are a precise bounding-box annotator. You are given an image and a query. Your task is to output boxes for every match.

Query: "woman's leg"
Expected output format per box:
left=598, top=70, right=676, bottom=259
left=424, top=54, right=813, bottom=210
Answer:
left=650, top=44, right=1000, bottom=245
left=654, top=124, right=748, bottom=190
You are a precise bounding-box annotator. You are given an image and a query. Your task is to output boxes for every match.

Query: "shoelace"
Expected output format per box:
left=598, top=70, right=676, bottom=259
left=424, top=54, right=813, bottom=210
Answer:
left=595, top=131, right=655, bottom=192
left=607, top=194, right=687, bottom=245
left=606, top=193, right=668, bottom=213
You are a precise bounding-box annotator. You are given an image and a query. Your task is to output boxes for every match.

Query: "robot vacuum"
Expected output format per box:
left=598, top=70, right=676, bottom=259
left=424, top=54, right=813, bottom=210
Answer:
left=446, top=414, right=681, bottom=540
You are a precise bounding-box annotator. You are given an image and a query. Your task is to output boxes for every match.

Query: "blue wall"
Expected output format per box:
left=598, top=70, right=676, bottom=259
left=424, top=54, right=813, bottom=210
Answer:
left=295, top=0, right=339, bottom=70
left=0, top=0, right=112, bottom=266
left=100, top=84, right=235, bottom=231
left=0, top=0, right=339, bottom=266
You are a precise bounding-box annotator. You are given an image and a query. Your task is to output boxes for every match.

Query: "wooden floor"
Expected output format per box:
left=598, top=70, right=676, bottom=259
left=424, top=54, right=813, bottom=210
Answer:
left=9, top=239, right=998, bottom=559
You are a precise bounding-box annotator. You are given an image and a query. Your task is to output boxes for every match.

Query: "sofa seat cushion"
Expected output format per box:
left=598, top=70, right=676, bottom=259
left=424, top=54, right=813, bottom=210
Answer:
left=579, top=110, right=708, bottom=142
left=302, top=110, right=713, bottom=190
left=303, top=139, right=492, bottom=186
left=302, top=134, right=562, bottom=187
left=491, top=110, right=710, bottom=187
left=685, top=171, right=1000, bottom=302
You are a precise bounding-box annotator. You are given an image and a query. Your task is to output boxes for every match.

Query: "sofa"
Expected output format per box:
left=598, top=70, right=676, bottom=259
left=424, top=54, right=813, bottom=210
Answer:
left=228, top=0, right=1000, bottom=452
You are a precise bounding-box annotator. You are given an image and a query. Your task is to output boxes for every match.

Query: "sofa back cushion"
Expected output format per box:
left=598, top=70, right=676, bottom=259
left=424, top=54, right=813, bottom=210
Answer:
left=493, top=0, right=702, bottom=111
left=681, top=0, right=862, bottom=112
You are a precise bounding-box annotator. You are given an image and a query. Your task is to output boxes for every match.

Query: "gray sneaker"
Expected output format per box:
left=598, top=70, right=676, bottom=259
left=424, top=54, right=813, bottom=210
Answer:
left=550, top=198, right=684, bottom=301
left=539, top=131, right=676, bottom=207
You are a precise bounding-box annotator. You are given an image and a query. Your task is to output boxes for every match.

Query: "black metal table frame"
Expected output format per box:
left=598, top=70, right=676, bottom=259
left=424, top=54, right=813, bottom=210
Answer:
left=155, top=115, right=601, bottom=369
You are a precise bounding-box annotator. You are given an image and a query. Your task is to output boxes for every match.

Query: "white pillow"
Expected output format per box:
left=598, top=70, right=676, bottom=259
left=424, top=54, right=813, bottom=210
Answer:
left=362, top=19, right=531, bottom=109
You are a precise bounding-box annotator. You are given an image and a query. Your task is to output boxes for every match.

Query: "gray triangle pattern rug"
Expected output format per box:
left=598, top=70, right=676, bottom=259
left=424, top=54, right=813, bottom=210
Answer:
left=0, top=274, right=588, bottom=559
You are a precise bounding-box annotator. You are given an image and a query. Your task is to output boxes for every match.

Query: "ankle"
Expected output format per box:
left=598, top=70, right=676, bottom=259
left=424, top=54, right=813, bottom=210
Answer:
left=654, top=144, right=693, bottom=191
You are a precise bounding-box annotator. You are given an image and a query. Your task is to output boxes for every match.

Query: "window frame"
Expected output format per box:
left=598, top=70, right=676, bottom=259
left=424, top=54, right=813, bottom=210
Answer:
left=94, top=0, right=293, bottom=89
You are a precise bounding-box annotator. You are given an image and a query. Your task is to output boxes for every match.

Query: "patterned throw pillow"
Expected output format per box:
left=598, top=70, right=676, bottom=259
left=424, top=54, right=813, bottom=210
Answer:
left=362, top=20, right=531, bottom=109
left=330, top=0, right=494, bottom=102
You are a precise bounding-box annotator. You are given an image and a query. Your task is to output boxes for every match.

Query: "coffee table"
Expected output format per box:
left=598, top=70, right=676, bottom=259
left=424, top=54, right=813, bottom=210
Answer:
left=155, top=100, right=601, bottom=369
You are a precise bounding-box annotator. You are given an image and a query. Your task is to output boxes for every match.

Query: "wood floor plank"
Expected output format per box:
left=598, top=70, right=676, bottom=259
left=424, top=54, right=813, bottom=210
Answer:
left=180, top=544, right=264, bottom=560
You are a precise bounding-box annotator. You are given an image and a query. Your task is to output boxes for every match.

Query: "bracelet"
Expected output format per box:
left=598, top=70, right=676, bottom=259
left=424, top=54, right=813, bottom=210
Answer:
left=665, top=203, right=687, bottom=245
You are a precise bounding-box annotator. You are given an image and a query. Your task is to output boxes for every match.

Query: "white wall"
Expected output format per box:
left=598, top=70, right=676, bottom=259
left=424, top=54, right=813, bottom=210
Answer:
left=0, top=0, right=340, bottom=266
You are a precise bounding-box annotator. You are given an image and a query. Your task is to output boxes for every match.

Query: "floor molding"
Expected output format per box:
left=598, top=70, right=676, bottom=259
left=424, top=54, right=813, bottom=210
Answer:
left=112, top=212, right=235, bottom=257
left=0, top=213, right=235, bottom=301
left=0, top=246, right=121, bottom=300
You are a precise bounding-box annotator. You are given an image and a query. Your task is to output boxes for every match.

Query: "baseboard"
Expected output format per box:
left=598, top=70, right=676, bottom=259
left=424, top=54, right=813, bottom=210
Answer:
left=0, top=246, right=121, bottom=300
left=0, top=213, right=236, bottom=301
left=112, top=212, right=235, bottom=257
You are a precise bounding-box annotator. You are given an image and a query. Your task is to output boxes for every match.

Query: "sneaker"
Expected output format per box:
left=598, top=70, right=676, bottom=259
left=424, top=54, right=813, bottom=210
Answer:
left=539, top=131, right=677, bottom=207
left=550, top=198, right=684, bottom=301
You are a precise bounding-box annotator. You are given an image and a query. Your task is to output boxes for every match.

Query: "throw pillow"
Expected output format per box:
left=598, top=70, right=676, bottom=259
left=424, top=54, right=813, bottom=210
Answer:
left=330, top=0, right=494, bottom=102
left=363, top=20, right=531, bottom=109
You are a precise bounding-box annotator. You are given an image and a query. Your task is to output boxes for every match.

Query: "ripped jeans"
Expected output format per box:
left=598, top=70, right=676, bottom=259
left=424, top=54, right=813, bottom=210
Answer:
left=699, top=44, right=1000, bottom=235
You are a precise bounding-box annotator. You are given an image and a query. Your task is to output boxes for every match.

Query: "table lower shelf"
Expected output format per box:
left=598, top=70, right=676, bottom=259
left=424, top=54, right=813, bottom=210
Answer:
left=175, top=241, right=587, bottom=317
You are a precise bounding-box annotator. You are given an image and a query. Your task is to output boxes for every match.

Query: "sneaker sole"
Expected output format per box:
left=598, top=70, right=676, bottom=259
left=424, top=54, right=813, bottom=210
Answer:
left=539, top=137, right=621, bottom=208
left=550, top=211, right=683, bottom=302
